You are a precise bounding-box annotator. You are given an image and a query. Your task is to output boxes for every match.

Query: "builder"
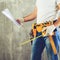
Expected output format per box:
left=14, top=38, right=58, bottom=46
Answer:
left=16, top=0, right=60, bottom=60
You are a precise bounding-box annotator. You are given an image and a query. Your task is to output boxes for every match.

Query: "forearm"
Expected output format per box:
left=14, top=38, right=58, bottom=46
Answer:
left=24, top=7, right=37, bottom=22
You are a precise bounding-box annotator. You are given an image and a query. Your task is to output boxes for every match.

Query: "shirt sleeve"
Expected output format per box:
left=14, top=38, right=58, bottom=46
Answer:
left=56, top=10, right=60, bottom=18
left=57, top=0, right=60, bottom=4
left=56, top=0, right=60, bottom=18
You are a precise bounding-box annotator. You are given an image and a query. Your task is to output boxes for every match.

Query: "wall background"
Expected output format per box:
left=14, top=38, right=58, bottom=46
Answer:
left=0, top=0, right=60, bottom=60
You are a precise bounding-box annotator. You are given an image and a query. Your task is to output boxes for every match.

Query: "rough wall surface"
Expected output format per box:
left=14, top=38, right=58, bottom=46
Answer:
left=0, top=0, right=60, bottom=60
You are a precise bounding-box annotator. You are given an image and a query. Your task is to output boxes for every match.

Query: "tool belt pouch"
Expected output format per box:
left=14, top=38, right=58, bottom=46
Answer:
left=29, top=20, right=57, bottom=45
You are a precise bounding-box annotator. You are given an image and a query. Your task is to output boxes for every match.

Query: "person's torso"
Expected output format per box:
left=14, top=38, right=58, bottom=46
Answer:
left=36, top=0, right=57, bottom=24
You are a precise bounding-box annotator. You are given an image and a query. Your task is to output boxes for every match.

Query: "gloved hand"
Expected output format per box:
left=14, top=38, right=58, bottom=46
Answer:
left=16, top=18, right=24, bottom=24
left=42, top=25, right=56, bottom=36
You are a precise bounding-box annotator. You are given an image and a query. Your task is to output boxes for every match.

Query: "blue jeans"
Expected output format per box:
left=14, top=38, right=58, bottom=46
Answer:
left=55, top=30, right=60, bottom=45
left=31, top=31, right=59, bottom=60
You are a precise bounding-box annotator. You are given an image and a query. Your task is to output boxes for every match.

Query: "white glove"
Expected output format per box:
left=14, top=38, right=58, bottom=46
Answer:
left=42, top=25, right=56, bottom=36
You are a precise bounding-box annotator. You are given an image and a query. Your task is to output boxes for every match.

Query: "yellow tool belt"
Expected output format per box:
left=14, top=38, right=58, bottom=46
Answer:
left=32, top=20, right=56, bottom=37
left=31, top=20, right=57, bottom=55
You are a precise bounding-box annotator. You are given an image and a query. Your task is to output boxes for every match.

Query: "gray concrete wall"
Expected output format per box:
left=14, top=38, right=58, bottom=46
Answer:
left=0, top=0, right=36, bottom=60
left=0, top=0, right=60, bottom=60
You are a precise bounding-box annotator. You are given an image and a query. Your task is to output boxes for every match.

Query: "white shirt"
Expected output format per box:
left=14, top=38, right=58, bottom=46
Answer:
left=36, top=0, right=60, bottom=24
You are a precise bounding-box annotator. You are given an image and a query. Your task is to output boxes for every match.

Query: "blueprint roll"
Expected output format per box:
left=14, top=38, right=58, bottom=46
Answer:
left=2, top=8, right=20, bottom=27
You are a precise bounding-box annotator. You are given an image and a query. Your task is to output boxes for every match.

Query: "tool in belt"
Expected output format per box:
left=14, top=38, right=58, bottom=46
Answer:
left=31, top=20, right=57, bottom=55
left=20, top=20, right=57, bottom=55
